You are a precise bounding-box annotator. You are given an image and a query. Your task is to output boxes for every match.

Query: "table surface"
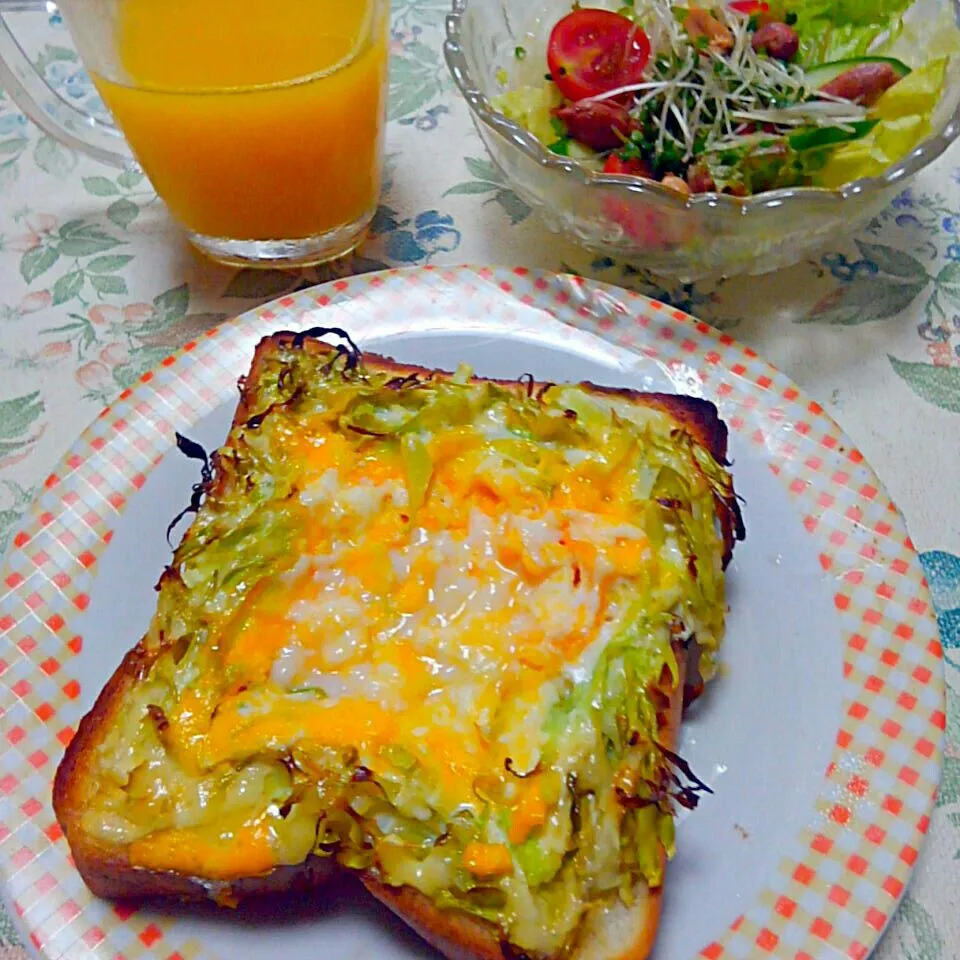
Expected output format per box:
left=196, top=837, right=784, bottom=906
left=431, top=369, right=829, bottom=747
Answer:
left=1, top=4, right=959, bottom=959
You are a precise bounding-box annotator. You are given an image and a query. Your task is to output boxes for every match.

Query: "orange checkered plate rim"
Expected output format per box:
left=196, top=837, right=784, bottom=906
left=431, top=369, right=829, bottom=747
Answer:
left=0, top=265, right=945, bottom=960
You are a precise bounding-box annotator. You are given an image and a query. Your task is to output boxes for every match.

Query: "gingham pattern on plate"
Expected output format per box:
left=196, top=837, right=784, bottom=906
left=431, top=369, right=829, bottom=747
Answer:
left=0, top=265, right=944, bottom=960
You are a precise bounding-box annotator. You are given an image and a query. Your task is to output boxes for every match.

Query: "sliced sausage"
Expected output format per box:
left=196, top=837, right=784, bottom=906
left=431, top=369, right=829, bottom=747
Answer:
left=819, top=62, right=901, bottom=107
left=751, top=22, right=799, bottom=61
left=553, top=100, right=636, bottom=152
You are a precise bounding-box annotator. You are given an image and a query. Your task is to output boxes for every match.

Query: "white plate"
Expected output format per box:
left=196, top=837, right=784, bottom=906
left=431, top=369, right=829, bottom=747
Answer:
left=0, top=266, right=944, bottom=960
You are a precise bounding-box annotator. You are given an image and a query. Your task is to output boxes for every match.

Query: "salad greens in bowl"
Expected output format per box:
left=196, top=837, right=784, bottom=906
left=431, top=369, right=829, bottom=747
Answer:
left=444, top=0, right=960, bottom=279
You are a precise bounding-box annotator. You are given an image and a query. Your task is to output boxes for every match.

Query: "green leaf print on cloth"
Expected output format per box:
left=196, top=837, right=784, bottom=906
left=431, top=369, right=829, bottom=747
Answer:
left=444, top=157, right=532, bottom=226
left=18, top=218, right=131, bottom=309
left=938, top=755, right=960, bottom=807
left=388, top=2, right=452, bottom=121
left=889, top=357, right=960, bottom=413
left=36, top=283, right=227, bottom=405
left=0, top=898, right=22, bottom=947
left=389, top=42, right=449, bottom=121
left=876, top=895, right=946, bottom=960
left=0, top=481, right=36, bottom=559
left=33, top=135, right=77, bottom=179
left=0, top=391, right=44, bottom=463
left=802, top=242, right=930, bottom=325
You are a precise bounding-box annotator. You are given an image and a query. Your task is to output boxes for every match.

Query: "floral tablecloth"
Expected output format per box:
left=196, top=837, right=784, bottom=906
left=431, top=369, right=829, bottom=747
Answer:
left=1, top=2, right=959, bottom=958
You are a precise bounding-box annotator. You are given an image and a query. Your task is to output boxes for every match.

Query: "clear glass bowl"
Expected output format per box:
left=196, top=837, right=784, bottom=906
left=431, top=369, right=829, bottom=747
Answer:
left=444, top=0, right=960, bottom=280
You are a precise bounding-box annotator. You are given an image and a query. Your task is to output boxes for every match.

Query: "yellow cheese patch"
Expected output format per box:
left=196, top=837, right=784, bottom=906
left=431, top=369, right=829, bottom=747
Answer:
left=128, top=818, right=276, bottom=881
left=508, top=783, right=548, bottom=845
left=463, top=842, right=514, bottom=878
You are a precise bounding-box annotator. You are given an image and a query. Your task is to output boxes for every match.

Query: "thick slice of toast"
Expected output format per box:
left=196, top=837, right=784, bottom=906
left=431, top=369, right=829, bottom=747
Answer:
left=54, top=330, right=743, bottom=958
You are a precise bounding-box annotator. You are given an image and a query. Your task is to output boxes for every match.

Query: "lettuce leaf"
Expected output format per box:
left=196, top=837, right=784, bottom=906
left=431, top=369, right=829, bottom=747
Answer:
left=492, top=84, right=564, bottom=148
left=792, top=0, right=913, bottom=64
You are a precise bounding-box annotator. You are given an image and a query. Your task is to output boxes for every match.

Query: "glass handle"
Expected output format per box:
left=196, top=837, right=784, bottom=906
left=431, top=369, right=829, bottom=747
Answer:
left=0, top=4, right=132, bottom=168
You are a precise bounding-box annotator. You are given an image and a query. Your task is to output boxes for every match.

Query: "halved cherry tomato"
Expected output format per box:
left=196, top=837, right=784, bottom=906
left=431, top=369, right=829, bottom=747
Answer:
left=603, top=153, right=652, bottom=177
left=602, top=195, right=672, bottom=249
left=547, top=10, right=651, bottom=103
left=728, top=0, right=770, bottom=13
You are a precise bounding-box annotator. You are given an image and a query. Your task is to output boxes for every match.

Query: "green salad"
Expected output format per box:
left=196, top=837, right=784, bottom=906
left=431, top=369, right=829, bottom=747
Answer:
left=493, top=0, right=960, bottom=195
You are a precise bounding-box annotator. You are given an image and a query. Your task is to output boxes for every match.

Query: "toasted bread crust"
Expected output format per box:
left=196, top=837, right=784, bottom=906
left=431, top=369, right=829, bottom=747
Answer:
left=54, top=332, right=740, bottom=953
left=361, top=878, right=506, bottom=960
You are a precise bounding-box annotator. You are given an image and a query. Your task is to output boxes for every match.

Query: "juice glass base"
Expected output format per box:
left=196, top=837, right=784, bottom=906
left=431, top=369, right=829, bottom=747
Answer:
left=187, top=208, right=374, bottom=269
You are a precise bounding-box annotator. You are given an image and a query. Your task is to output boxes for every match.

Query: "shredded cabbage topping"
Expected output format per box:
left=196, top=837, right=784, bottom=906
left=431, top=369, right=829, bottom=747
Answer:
left=80, top=340, right=740, bottom=955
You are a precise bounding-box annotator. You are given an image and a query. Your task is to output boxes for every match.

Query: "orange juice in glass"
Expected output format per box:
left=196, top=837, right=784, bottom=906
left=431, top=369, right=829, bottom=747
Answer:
left=0, top=0, right=389, bottom=267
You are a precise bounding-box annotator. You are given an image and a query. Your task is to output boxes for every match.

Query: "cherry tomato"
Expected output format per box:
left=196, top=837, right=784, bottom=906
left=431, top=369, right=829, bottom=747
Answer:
left=602, top=193, right=696, bottom=251
left=547, top=10, right=651, bottom=102
left=603, top=196, right=668, bottom=248
left=602, top=153, right=652, bottom=177
left=728, top=0, right=770, bottom=13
